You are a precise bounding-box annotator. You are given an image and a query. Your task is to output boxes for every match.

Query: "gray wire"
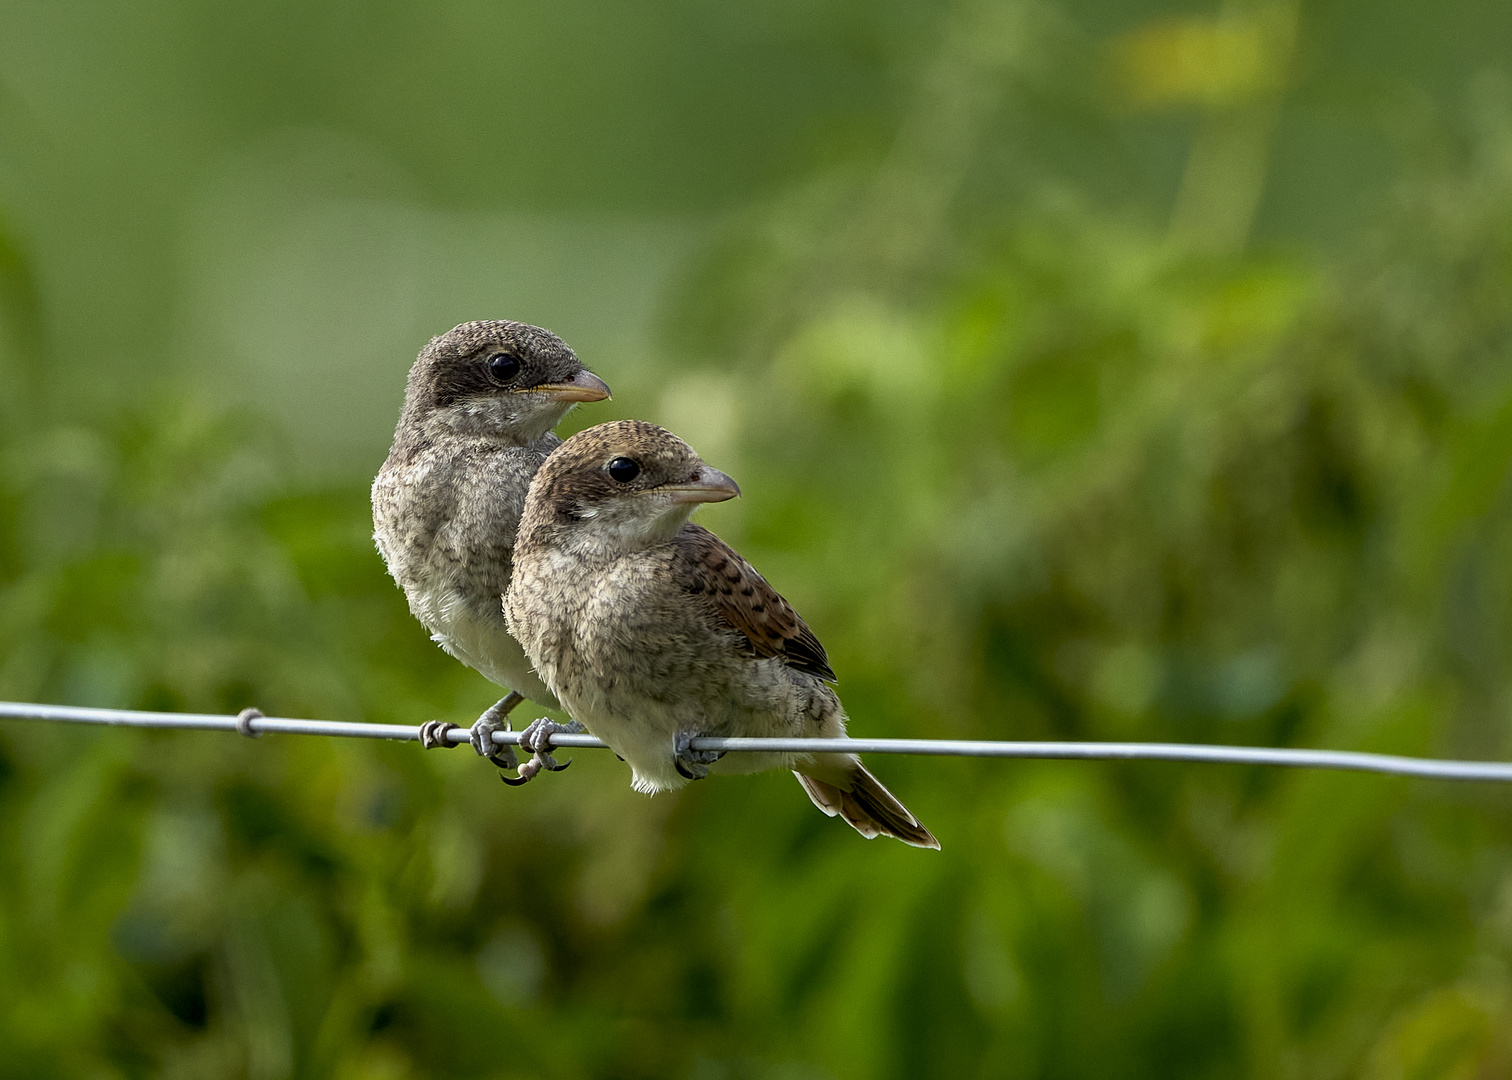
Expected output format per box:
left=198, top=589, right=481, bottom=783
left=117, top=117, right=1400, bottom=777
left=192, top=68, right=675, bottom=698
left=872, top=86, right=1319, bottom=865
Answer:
left=2, top=700, right=1511, bottom=783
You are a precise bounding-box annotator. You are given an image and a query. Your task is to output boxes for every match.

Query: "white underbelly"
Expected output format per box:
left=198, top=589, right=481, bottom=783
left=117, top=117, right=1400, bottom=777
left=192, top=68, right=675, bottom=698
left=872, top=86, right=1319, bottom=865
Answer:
left=416, top=586, right=557, bottom=706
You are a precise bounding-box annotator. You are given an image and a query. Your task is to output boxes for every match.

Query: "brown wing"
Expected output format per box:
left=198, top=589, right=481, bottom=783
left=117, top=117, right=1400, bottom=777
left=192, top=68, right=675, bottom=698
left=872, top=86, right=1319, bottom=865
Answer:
left=675, top=524, right=836, bottom=682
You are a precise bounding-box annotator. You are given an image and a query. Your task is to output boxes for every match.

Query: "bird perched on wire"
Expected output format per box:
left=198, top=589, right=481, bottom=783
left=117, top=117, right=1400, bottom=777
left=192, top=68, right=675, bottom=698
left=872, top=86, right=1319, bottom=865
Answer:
left=503, top=420, right=938, bottom=848
left=372, top=320, right=610, bottom=775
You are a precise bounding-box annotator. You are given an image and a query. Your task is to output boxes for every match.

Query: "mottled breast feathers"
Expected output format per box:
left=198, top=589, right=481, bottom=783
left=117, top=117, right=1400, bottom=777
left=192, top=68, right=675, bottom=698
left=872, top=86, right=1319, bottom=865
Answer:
left=675, top=524, right=836, bottom=682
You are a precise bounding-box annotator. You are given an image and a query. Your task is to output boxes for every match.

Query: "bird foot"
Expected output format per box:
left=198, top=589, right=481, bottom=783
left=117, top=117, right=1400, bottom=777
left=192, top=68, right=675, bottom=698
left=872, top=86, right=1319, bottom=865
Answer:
left=673, top=732, right=725, bottom=781
left=418, top=693, right=523, bottom=773
left=502, top=718, right=585, bottom=787
left=470, top=693, right=524, bottom=771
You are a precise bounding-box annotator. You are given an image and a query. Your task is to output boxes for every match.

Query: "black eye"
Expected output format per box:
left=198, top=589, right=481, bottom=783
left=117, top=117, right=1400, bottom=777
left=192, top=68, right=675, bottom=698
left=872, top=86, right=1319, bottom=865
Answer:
left=607, top=457, right=640, bottom=483
left=489, top=354, right=521, bottom=382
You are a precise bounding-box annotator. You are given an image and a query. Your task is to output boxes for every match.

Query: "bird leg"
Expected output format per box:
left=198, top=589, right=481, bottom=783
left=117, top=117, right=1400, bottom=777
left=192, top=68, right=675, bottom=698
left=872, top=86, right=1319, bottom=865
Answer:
left=673, top=732, right=725, bottom=781
left=503, top=717, right=586, bottom=786
left=418, top=692, right=524, bottom=772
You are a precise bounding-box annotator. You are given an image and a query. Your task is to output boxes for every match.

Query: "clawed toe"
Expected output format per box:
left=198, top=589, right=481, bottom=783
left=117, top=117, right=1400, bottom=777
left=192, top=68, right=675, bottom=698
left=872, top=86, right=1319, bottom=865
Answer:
left=471, top=725, right=519, bottom=772
left=504, top=718, right=586, bottom=786
left=673, top=732, right=724, bottom=781
left=482, top=747, right=519, bottom=772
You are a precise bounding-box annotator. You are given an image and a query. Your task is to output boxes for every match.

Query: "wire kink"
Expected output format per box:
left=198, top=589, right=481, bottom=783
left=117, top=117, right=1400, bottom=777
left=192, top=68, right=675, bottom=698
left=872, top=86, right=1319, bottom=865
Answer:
left=2, top=700, right=1511, bottom=783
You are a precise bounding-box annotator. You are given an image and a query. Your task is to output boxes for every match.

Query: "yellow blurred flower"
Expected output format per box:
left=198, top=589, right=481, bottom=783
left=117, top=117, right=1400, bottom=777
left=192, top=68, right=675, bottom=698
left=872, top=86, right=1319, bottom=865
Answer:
left=1110, top=15, right=1283, bottom=110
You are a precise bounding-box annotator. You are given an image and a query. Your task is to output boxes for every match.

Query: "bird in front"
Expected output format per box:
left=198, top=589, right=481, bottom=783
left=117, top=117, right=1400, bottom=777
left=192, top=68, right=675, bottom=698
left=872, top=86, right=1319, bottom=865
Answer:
left=504, top=419, right=938, bottom=848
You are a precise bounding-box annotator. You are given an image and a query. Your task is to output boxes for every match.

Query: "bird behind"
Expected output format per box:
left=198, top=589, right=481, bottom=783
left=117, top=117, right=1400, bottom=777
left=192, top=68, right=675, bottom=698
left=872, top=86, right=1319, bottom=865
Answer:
left=372, top=320, right=610, bottom=766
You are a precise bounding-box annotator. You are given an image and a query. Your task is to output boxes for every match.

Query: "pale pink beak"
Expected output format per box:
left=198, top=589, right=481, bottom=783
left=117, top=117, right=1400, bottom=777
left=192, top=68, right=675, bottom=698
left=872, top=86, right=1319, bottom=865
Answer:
left=527, top=370, right=612, bottom=403
left=661, top=465, right=741, bottom=504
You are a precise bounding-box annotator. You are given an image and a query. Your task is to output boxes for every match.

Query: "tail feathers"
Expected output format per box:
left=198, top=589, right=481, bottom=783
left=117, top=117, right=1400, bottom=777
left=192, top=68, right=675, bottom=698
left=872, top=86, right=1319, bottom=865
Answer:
left=794, top=762, right=940, bottom=850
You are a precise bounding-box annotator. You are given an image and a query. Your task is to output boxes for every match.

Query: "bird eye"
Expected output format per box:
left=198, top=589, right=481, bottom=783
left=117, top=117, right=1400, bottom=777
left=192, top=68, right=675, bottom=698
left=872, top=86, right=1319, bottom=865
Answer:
left=607, top=457, right=640, bottom=483
left=488, top=354, right=521, bottom=382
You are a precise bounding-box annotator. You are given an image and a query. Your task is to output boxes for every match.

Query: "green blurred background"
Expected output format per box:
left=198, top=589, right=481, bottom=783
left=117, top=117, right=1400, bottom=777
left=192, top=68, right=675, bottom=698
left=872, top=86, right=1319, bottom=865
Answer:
left=4, top=0, right=1512, bottom=1076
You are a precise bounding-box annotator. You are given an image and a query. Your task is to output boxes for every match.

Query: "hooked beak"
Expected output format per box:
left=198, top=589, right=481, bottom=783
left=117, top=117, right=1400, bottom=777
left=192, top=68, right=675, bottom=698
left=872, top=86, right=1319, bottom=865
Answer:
left=523, top=370, right=612, bottom=403
left=660, top=465, right=741, bottom=505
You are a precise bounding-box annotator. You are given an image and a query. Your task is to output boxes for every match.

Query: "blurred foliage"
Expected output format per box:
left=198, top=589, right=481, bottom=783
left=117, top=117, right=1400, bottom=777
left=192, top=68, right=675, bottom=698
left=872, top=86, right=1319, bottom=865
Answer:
left=5, top=1, right=1512, bottom=1078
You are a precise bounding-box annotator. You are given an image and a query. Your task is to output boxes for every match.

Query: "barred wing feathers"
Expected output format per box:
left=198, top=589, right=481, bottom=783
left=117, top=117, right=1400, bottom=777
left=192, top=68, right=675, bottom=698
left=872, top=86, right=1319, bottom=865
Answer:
left=674, top=524, right=836, bottom=682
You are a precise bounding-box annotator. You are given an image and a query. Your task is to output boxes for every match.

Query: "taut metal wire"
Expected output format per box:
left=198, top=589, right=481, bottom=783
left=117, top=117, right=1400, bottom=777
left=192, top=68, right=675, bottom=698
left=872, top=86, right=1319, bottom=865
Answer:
left=2, top=700, right=1512, bottom=783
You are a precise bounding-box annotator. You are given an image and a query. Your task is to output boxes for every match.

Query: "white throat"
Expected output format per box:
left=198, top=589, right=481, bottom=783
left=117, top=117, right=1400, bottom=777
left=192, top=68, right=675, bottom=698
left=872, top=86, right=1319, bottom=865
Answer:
left=432, top=395, right=574, bottom=445
left=562, top=499, right=696, bottom=559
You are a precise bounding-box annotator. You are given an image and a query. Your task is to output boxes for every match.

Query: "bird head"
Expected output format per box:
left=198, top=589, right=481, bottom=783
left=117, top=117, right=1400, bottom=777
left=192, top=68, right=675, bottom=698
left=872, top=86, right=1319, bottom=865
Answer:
left=520, top=420, right=740, bottom=555
left=400, top=320, right=610, bottom=444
